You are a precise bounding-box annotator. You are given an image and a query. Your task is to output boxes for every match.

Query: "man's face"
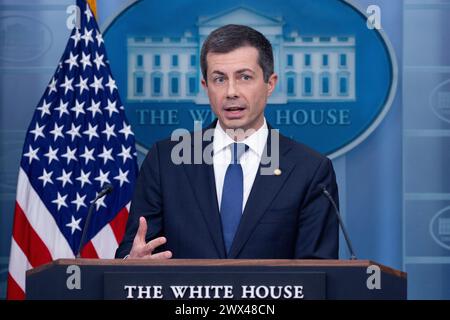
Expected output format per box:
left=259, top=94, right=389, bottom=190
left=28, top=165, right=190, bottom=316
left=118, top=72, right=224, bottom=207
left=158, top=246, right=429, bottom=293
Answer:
left=201, top=46, right=277, bottom=132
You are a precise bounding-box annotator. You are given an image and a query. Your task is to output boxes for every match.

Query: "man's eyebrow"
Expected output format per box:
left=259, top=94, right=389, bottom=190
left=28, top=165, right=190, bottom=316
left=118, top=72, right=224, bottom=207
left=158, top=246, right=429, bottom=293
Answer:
left=210, top=70, right=225, bottom=76
left=210, top=69, right=256, bottom=76
left=235, top=68, right=255, bottom=74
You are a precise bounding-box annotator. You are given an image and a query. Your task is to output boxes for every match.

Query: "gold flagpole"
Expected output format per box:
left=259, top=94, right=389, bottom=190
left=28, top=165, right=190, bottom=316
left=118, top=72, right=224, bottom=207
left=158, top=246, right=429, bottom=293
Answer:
left=87, top=0, right=97, bottom=19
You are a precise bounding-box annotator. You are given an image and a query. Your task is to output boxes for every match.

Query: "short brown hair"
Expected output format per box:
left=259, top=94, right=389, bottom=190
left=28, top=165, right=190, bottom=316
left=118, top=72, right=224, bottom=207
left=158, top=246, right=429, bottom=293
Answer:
left=200, top=24, right=274, bottom=83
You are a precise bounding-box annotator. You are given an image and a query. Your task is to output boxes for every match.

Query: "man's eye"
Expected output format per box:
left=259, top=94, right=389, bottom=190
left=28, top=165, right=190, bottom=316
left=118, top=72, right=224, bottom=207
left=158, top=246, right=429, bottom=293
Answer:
left=214, top=77, right=225, bottom=83
left=241, top=74, right=252, bottom=80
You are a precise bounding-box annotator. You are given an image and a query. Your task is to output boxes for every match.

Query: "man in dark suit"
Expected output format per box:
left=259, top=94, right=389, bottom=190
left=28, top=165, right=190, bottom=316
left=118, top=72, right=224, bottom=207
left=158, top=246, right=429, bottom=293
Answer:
left=115, top=24, right=339, bottom=259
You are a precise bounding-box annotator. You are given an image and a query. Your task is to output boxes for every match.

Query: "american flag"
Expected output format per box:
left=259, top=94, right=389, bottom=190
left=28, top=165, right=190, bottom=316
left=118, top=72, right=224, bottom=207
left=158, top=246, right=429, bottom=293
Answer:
left=7, top=0, right=138, bottom=299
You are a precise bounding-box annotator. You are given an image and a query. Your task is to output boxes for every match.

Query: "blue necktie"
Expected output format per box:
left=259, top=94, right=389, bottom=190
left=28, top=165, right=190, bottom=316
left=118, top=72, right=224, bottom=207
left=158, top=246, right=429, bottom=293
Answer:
left=220, top=143, right=248, bottom=254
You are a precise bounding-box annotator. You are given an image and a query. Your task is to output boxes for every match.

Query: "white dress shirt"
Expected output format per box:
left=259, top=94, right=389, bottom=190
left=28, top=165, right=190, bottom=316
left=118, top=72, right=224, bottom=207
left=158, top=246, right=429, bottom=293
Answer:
left=213, top=119, right=269, bottom=213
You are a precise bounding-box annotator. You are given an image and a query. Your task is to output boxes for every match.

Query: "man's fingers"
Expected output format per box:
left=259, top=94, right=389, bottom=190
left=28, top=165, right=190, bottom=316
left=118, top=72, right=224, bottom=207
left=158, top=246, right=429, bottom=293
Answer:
left=144, top=251, right=173, bottom=260
left=130, top=231, right=170, bottom=259
left=135, top=217, right=147, bottom=243
left=144, top=236, right=167, bottom=253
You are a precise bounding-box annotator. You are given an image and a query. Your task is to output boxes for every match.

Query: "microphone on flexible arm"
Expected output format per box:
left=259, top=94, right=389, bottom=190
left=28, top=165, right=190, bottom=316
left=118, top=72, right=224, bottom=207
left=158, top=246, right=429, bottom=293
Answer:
left=318, top=183, right=357, bottom=260
left=76, top=184, right=114, bottom=258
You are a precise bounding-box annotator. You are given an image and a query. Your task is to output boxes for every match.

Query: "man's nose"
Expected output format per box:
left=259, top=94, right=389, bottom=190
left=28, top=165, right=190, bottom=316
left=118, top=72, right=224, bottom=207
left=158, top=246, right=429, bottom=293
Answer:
left=226, top=79, right=239, bottom=99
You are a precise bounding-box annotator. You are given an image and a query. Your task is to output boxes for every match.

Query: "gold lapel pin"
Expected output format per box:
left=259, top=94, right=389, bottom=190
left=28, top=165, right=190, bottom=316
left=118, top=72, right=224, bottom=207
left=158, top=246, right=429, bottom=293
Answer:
left=274, top=168, right=282, bottom=176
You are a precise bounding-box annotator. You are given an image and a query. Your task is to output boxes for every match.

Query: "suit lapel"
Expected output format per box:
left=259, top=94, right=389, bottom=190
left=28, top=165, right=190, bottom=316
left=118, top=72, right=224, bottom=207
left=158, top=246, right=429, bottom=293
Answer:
left=182, top=121, right=226, bottom=258
left=180, top=121, right=296, bottom=259
left=228, top=130, right=296, bottom=258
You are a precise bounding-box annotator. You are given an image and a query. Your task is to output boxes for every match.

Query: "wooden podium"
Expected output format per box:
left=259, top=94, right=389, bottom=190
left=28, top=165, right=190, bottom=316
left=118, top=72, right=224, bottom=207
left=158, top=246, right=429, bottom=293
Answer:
left=26, top=259, right=406, bottom=300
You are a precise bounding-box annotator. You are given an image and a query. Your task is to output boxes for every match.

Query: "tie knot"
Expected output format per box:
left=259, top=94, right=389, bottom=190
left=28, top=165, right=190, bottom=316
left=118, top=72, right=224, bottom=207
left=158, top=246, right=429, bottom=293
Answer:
left=230, top=143, right=248, bottom=164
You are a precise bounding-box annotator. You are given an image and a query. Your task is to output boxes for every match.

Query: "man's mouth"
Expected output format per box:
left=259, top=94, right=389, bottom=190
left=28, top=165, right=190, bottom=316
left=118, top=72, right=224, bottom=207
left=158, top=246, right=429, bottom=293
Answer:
left=224, top=105, right=246, bottom=111
left=223, top=105, right=246, bottom=119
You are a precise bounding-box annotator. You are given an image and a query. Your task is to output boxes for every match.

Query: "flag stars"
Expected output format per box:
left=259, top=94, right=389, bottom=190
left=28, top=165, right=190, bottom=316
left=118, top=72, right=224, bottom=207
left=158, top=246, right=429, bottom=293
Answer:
left=38, top=168, right=54, bottom=187
left=76, top=169, right=92, bottom=188
left=66, top=123, right=82, bottom=141
left=52, top=192, right=68, bottom=211
left=37, top=100, right=52, bottom=118
left=64, top=52, right=79, bottom=71
left=98, top=146, right=114, bottom=164
left=66, top=216, right=82, bottom=234
left=119, top=122, right=134, bottom=140
left=80, top=52, right=92, bottom=70
left=23, top=145, right=40, bottom=164
left=57, top=169, right=73, bottom=187
left=95, top=32, right=104, bottom=47
left=50, top=123, right=65, bottom=141
left=75, top=76, right=89, bottom=95
left=105, top=76, right=118, bottom=94
left=105, top=99, right=119, bottom=117
left=90, top=75, right=104, bottom=94
left=102, top=123, right=117, bottom=141
left=80, top=146, right=95, bottom=165
left=81, top=27, right=94, bottom=47
left=93, top=192, right=107, bottom=210
left=60, top=76, right=74, bottom=95
left=44, top=146, right=59, bottom=164
left=71, top=193, right=87, bottom=211
left=48, top=77, right=58, bottom=95
left=71, top=28, right=81, bottom=47
left=114, top=168, right=130, bottom=187
left=55, top=100, right=70, bottom=118
left=29, top=122, right=45, bottom=141
left=85, top=7, right=93, bottom=23
left=118, top=145, right=132, bottom=163
left=61, top=146, right=78, bottom=165
left=71, top=100, right=86, bottom=119
left=95, top=169, right=111, bottom=187
left=93, top=52, right=105, bottom=70
left=87, top=99, right=102, bottom=118
left=83, top=123, right=99, bottom=141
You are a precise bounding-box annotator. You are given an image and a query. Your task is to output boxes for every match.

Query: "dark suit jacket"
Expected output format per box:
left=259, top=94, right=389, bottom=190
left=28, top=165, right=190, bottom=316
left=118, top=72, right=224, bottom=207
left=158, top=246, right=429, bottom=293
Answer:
left=116, top=121, right=339, bottom=259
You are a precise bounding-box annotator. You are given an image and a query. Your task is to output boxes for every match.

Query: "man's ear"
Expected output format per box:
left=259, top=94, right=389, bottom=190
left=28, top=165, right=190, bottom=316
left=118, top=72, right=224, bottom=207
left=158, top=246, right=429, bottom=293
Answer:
left=267, top=73, right=278, bottom=97
left=201, top=78, right=208, bottom=90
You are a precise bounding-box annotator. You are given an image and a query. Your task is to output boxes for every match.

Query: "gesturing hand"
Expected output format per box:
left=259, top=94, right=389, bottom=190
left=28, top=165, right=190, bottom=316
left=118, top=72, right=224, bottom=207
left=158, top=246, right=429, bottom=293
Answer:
left=129, top=217, right=173, bottom=259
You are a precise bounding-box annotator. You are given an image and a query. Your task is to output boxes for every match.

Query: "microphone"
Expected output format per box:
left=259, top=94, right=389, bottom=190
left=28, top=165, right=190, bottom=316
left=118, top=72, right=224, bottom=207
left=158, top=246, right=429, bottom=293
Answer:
left=76, top=184, right=114, bottom=258
left=318, top=183, right=357, bottom=260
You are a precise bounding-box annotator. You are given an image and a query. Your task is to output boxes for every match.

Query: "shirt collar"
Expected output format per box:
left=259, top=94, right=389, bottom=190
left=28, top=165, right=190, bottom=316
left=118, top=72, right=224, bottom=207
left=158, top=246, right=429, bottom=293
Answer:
left=213, top=118, right=268, bottom=158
